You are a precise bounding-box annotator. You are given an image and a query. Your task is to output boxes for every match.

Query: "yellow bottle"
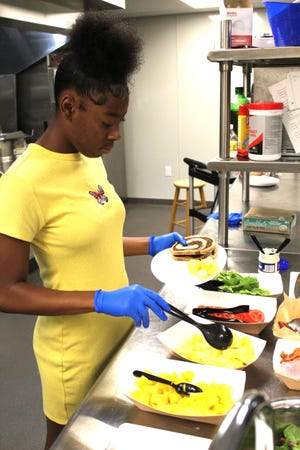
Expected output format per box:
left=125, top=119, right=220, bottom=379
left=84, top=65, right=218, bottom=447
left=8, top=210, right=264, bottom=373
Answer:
left=237, top=103, right=249, bottom=158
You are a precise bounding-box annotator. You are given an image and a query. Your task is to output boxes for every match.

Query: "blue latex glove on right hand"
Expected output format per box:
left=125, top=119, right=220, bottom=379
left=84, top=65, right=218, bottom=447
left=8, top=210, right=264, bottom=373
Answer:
left=149, top=232, right=187, bottom=256
left=94, top=285, right=171, bottom=328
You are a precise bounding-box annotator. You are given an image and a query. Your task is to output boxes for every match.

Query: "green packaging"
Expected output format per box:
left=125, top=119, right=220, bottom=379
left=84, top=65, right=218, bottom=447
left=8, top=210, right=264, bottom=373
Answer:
left=243, top=207, right=296, bottom=235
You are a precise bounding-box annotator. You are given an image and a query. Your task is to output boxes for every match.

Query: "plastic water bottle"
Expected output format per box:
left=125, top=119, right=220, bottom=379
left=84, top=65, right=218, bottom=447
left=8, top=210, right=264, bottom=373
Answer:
left=230, top=124, right=238, bottom=157
left=230, top=87, right=249, bottom=134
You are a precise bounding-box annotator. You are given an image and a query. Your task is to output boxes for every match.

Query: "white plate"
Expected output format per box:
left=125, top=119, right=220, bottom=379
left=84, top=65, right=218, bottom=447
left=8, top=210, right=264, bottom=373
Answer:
left=289, top=271, right=300, bottom=297
left=119, top=355, right=245, bottom=425
left=159, top=272, right=282, bottom=310
left=157, top=320, right=266, bottom=369
left=108, top=423, right=212, bottom=450
left=240, top=272, right=283, bottom=297
left=249, top=175, right=279, bottom=187
left=198, top=272, right=282, bottom=297
left=182, top=288, right=277, bottom=335
left=273, top=339, right=300, bottom=390
left=197, top=272, right=282, bottom=297
left=151, top=245, right=227, bottom=286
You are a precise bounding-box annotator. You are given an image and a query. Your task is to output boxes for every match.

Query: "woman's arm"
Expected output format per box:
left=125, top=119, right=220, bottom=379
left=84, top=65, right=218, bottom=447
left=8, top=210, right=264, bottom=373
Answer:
left=0, top=233, right=170, bottom=327
left=123, top=233, right=187, bottom=257
left=0, top=233, right=94, bottom=315
left=123, top=236, right=149, bottom=256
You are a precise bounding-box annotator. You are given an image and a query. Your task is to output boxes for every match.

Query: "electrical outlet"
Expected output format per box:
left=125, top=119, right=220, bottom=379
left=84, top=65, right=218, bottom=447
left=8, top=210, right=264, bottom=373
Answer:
left=165, top=165, right=172, bottom=177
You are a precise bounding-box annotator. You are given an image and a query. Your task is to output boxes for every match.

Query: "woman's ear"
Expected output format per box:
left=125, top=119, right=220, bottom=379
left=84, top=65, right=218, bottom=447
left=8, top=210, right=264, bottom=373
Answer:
left=60, top=94, right=75, bottom=120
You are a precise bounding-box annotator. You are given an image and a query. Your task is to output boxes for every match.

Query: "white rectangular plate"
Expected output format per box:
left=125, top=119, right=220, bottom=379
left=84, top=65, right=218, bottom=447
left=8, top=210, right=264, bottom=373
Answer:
left=160, top=283, right=277, bottom=335
left=184, top=289, right=277, bottom=335
left=157, top=320, right=266, bottom=369
left=108, top=423, right=212, bottom=450
left=289, top=271, right=300, bottom=297
left=237, top=272, right=283, bottom=297
left=273, top=338, right=300, bottom=390
left=117, top=355, right=246, bottom=425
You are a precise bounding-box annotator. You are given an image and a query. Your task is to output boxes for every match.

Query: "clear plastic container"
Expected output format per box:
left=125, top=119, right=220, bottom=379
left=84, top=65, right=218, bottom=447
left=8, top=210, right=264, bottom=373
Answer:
left=230, top=124, right=238, bottom=157
left=248, top=102, right=283, bottom=161
left=1, top=155, right=13, bottom=172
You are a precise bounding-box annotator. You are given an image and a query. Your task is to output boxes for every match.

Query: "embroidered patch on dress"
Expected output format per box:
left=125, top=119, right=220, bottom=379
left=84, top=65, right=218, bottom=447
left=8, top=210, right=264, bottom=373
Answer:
left=89, top=185, right=108, bottom=205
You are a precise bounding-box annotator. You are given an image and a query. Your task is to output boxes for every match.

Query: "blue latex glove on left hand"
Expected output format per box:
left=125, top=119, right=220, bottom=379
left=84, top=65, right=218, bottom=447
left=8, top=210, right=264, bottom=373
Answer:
left=148, top=232, right=187, bottom=257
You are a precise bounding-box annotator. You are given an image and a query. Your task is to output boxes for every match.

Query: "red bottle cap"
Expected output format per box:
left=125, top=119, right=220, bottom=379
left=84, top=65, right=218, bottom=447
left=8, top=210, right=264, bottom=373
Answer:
left=237, top=148, right=249, bottom=159
left=238, top=104, right=250, bottom=115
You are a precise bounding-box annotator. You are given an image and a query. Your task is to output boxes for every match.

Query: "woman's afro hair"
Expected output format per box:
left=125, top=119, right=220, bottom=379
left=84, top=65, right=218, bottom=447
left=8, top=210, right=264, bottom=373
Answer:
left=65, top=11, right=143, bottom=85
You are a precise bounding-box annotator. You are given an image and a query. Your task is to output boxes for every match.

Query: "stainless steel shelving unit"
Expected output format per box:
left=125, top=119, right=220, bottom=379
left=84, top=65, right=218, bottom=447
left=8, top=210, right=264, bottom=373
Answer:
left=206, top=45, right=300, bottom=247
left=208, top=157, right=300, bottom=173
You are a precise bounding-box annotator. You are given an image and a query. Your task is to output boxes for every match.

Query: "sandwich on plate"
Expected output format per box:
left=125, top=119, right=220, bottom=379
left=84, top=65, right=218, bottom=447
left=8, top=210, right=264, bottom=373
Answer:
left=171, top=235, right=217, bottom=261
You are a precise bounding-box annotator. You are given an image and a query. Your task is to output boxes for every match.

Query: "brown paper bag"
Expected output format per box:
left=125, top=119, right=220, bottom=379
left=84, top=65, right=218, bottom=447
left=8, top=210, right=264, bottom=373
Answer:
left=273, top=293, right=300, bottom=341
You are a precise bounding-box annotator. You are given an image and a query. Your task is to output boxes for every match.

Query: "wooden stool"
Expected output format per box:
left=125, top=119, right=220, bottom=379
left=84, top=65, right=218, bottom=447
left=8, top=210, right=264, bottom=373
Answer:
left=169, top=178, right=207, bottom=236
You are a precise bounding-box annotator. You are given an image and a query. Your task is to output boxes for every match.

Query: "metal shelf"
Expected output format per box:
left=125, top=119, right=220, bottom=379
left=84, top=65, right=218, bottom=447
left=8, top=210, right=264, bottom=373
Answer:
left=208, top=43, right=300, bottom=247
left=208, top=157, right=300, bottom=173
left=207, top=46, right=300, bottom=66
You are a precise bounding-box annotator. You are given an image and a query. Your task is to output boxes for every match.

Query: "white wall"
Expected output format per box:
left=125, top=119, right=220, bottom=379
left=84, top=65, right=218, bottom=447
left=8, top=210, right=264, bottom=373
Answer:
left=121, top=10, right=271, bottom=201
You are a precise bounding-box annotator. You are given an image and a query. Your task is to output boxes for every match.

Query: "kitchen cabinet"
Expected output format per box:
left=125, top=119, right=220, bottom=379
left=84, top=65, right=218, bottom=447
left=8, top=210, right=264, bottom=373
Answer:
left=206, top=45, right=300, bottom=247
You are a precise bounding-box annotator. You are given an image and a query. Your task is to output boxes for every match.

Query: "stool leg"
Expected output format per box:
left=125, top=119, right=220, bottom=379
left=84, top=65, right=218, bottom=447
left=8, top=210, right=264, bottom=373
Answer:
left=189, top=177, right=195, bottom=234
left=169, top=187, right=180, bottom=232
left=199, top=187, right=207, bottom=208
left=185, top=188, right=190, bottom=236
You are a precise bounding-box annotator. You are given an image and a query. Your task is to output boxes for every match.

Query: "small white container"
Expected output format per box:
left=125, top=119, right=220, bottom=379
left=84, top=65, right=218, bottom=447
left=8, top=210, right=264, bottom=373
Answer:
left=258, top=248, right=280, bottom=274
left=1, top=155, right=14, bottom=172
left=248, top=102, right=283, bottom=161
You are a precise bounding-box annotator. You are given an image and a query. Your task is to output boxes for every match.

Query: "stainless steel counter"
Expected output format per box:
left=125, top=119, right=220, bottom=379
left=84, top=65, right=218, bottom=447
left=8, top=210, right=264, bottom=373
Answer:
left=204, top=172, right=300, bottom=253
left=52, top=173, right=300, bottom=450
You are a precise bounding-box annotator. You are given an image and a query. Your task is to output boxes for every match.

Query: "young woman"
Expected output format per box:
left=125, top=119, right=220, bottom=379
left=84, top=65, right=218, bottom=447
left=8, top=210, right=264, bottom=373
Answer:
left=0, top=11, right=186, bottom=449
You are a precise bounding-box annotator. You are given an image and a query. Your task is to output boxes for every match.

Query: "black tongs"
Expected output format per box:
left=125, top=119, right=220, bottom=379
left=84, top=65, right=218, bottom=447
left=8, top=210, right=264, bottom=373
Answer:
left=197, top=279, right=224, bottom=291
left=192, top=305, right=249, bottom=323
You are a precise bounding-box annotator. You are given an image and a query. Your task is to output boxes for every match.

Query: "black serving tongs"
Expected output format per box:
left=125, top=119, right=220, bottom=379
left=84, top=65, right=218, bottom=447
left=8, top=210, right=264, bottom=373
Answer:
left=250, top=235, right=291, bottom=254
left=167, top=302, right=233, bottom=350
left=197, top=279, right=224, bottom=291
left=192, top=305, right=249, bottom=323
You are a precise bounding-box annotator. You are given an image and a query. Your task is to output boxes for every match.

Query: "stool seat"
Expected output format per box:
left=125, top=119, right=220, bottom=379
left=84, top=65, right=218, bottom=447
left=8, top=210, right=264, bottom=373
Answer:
left=169, top=178, right=207, bottom=236
left=174, top=179, right=204, bottom=190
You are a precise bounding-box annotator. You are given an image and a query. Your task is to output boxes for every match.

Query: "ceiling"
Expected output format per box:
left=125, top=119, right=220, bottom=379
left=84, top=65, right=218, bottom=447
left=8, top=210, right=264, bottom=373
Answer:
left=0, top=0, right=266, bottom=75
left=48, top=0, right=266, bottom=16
left=0, top=0, right=266, bottom=22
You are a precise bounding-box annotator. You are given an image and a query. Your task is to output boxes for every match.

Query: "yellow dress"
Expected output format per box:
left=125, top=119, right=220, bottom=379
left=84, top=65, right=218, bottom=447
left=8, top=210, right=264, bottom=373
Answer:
left=0, top=144, right=133, bottom=424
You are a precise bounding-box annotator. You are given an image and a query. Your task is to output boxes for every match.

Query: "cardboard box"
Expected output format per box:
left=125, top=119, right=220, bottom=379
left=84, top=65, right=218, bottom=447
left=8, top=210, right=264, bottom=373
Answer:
left=219, top=1, right=253, bottom=48
left=243, top=207, right=296, bottom=235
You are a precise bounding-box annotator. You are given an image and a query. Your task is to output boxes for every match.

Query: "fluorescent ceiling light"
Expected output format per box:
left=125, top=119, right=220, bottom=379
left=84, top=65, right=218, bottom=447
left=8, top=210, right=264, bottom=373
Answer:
left=106, top=0, right=126, bottom=8
left=180, top=0, right=219, bottom=9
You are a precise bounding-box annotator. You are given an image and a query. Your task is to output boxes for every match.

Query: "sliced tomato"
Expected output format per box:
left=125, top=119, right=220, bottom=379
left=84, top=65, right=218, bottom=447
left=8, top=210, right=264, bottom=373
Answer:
left=235, top=312, right=250, bottom=322
left=211, top=312, right=234, bottom=320
left=247, top=309, right=265, bottom=323
left=196, top=305, right=265, bottom=323
left=234, top=310, right=265, bottom=323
